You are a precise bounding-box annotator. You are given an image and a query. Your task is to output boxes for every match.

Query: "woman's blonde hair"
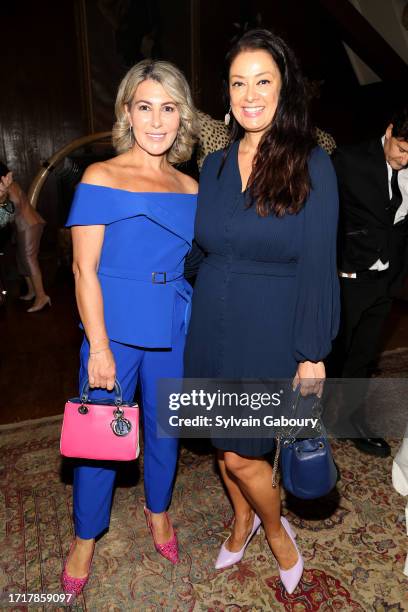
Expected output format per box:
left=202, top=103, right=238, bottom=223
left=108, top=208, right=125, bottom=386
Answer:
left=112, top=59, right=197, bottom=164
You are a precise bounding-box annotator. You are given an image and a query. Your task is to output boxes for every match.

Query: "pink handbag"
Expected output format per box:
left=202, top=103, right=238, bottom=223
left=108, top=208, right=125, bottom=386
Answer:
left=60, top=379, right=139, bottom=461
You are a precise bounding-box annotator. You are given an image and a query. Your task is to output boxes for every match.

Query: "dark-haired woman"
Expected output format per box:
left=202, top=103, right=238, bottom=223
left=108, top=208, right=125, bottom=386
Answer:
left=184, top=29, right=339, bottom=594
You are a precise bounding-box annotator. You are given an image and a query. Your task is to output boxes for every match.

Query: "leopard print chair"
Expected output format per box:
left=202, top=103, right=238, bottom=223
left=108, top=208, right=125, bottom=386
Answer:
left=196, top=110, right=336, bottom=171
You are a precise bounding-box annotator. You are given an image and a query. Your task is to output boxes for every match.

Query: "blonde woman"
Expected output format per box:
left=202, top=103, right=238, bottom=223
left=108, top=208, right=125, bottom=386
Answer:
left=62, top=59, right=197, bottom=595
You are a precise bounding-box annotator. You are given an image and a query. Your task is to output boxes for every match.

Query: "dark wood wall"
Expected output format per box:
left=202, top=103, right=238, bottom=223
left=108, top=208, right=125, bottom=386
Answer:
left=83, top=0, right=367, bottom=142
left=83, top=0, right=193, bottom=133
left=0, top=0, right=194, bottom=244
left=1, top=1, right=85, bottom=243
left=1, top=0, right=405, bottom=228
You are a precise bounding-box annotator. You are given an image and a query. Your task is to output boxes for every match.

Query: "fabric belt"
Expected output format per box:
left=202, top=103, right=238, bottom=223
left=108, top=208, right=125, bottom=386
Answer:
left=98, top=265, right=184, bottom=284
left=204, top=254, right=297, bottom=276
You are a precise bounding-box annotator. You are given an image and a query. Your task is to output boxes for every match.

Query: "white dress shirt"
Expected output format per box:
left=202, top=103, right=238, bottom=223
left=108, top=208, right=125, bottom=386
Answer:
left=370, top=137, right=408, bottom=270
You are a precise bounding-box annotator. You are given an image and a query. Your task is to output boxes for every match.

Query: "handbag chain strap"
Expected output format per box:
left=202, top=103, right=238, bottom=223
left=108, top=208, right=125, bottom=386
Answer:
left=271, top=392, right=324, bottom=488
left=272, top=435, right=281, bottom=488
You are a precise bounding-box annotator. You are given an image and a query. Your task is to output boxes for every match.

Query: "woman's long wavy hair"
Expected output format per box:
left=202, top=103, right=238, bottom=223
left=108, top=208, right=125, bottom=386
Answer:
left=112, top=59, right=197, bottom=164
left=222, top=29, right=316, bottom=217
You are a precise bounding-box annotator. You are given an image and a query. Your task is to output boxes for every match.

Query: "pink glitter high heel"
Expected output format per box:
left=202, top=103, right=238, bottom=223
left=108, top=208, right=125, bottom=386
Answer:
left=61, top=539, right=95, bottom=596
left=144, top=507, right=179, bottom=564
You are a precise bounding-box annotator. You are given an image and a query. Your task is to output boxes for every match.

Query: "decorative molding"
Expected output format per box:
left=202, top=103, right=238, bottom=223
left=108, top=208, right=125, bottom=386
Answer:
left=319, top=0, right=408, bottom=81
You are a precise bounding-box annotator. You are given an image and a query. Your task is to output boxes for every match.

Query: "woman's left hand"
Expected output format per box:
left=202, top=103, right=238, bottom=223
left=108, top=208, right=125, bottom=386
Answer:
left=293, top=360, right=325, bottom=397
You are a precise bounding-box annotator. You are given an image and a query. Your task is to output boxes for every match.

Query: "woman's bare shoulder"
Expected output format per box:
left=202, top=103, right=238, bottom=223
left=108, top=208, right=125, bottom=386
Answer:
left=80, top=159, right=121, bottom=187
left=175, top=170, right=198, bottom=194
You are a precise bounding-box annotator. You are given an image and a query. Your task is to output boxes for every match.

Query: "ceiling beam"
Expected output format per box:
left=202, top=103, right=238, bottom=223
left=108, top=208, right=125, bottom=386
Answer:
left=318, top=0, right=408, bottom=82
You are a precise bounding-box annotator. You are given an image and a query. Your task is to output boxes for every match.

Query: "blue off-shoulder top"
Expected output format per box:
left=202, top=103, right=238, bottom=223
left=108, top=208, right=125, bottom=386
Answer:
left=66, top=184, right=197, bottom=348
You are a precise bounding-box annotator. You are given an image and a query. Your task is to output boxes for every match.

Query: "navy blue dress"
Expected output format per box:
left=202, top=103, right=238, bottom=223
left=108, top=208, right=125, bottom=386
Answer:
left=184, top=142, right=340, bottom=456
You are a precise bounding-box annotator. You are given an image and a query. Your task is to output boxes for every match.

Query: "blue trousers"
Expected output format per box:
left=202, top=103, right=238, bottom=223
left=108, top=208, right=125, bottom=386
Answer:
left=73, top=297, right=185, bottom=539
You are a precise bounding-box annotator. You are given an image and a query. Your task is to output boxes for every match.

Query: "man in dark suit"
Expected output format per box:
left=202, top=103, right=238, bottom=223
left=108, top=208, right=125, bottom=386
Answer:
left=331, top=107, right=408, bottom=457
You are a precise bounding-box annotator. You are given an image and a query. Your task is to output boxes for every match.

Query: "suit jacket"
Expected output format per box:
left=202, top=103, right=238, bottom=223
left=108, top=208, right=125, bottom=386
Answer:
left=332, top=138, right=408, bottom=291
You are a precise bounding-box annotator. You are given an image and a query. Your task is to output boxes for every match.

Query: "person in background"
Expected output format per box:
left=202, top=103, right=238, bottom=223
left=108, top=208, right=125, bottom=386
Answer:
left=62, top=59, right=197, bottom=596
left=0, top=161, right=49, bottom=312
left=184, top=29, right=339, bottom=595
left=330, top=107, right=408, bottom=457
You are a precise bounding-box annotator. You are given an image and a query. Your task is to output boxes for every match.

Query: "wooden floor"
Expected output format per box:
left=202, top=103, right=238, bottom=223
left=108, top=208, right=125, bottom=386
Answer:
left=0, top=257, right=82, bottom=424
left=1, top=258, right=408, bottom=425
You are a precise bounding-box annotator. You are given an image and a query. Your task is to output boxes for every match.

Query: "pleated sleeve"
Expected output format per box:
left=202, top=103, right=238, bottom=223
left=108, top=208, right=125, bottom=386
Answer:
left=293, top=147, right=340, bottom=362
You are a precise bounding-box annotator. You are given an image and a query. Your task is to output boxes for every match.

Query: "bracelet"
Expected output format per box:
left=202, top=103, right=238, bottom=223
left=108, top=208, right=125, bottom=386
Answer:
left=89, top=347, right=109, bottom=356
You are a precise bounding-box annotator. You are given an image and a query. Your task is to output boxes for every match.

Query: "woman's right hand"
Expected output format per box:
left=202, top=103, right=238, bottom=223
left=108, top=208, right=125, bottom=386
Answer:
left=88, top=348, right=116, bottom=390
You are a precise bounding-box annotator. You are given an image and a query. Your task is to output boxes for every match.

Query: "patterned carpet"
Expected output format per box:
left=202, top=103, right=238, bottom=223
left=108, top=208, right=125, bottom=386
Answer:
left=1, top=351, right=408, bottom=611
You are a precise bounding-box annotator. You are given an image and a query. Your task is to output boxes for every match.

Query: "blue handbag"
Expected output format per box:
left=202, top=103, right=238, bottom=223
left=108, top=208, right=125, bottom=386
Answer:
left=272, top=393, right=338, bottom=500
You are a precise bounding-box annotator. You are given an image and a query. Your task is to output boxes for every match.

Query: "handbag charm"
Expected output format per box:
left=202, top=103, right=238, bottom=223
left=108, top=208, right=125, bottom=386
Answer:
left=111, top=407, right=132, bottom=436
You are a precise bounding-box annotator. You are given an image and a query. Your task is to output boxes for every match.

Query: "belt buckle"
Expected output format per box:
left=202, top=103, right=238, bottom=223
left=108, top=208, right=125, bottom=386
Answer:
left=152, top=271, right=167, bottom=284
